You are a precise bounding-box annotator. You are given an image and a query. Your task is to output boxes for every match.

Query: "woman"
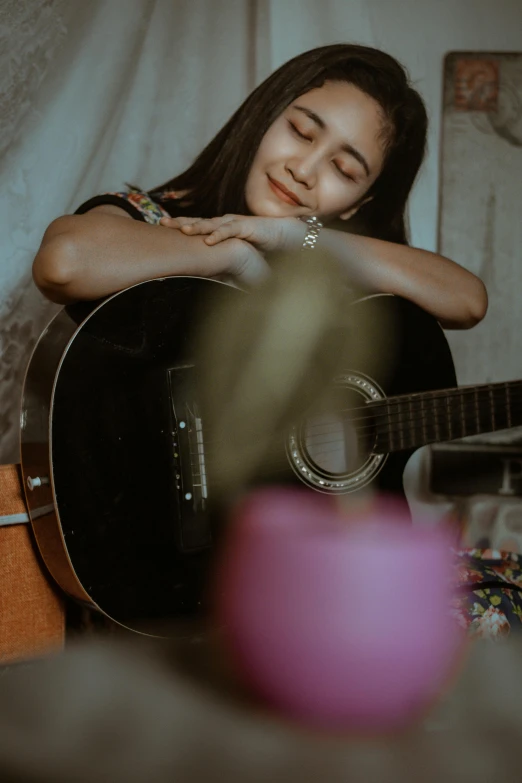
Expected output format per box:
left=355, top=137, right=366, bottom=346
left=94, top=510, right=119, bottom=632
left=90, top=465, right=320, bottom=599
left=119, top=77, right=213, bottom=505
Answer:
left=32, top=43, right=487, bottom=329
left=33, top=43, right=520, bottom=638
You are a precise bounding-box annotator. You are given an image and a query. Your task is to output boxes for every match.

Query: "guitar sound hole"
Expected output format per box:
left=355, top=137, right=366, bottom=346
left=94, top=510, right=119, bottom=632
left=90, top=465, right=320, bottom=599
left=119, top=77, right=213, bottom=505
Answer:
left=300, top=388, right=376, bottom=477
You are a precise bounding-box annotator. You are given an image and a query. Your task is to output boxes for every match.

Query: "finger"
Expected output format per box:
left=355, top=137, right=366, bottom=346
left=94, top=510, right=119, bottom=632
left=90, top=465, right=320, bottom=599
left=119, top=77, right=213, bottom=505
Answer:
left=181, top=218, right=228, bottom=235
left=159, top=216, right=199, bottom=227
left=204, top=225, right=240, bottom=244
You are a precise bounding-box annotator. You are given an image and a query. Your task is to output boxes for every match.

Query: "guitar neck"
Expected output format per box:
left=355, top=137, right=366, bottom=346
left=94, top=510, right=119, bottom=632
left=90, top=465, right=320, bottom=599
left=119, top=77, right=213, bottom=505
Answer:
left=372, top=380, right=522, bottom=453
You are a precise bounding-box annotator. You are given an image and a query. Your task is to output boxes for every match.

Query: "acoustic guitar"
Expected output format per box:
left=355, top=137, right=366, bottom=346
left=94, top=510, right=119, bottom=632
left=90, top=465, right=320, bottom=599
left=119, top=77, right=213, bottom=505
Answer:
left=20, top=277, right=520, bottom=632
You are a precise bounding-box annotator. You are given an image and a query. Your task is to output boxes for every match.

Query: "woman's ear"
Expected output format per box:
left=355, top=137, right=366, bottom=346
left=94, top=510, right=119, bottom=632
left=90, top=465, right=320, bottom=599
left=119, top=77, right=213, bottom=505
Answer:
left=339, top=195, right=373, bottom=221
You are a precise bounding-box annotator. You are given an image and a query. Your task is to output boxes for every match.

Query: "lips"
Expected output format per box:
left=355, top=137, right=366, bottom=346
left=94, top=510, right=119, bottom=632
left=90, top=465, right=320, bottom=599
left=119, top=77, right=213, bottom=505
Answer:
left=267, top=175, right=304, bottom=207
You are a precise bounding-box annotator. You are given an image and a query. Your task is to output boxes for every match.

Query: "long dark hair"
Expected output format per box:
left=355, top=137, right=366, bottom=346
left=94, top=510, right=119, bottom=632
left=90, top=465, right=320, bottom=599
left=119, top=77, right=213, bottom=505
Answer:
left=150, top=44, right=428, bottom=244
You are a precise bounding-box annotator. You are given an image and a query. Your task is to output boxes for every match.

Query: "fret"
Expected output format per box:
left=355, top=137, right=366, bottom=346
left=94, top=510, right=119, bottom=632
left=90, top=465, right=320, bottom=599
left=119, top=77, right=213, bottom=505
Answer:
left=408, top=396, right=414, bottom=450
left=421, top=395, right=428, bottom=443
left=489, top=385, right=496, bottom=432
left=446, top=394, right=453, bottom=442
left=386, top=399, right=394, bottom=452
left=432, top=393, right=441, bottom=443
left=459, top=390, right=466, bottom=438
left=474, top=387, right=480, bottom=435
left=398, top=400, right=406, bottom=451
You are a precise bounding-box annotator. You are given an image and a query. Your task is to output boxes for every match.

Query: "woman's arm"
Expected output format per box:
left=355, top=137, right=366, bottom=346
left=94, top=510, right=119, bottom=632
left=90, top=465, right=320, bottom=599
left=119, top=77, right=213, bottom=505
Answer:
left=303, top=227, right=488, bottom=330
left=162, top=215, right=488, bottom=330
left=33, top=206, right=269, bottom=304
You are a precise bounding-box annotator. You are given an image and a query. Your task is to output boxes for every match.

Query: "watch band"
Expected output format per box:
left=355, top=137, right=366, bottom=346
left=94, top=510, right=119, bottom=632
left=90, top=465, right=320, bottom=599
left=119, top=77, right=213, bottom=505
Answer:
left=299, top=215, right=323, bottom=250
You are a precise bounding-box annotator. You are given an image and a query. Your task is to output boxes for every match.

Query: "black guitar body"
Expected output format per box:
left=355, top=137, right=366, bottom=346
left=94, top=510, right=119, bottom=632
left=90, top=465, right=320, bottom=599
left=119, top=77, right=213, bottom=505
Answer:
left=20, top=278, right=456, bottom=632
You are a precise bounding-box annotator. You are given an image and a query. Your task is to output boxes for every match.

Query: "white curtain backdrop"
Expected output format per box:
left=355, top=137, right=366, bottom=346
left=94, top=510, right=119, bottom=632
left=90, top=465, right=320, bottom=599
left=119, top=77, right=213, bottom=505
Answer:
left=1, top=0, right=522, bottom=466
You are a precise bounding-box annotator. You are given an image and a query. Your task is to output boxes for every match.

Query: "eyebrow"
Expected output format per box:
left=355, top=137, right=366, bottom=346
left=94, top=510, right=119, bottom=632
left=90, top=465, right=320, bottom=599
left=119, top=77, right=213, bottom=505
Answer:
left=293, top=105, right=371, bottom=177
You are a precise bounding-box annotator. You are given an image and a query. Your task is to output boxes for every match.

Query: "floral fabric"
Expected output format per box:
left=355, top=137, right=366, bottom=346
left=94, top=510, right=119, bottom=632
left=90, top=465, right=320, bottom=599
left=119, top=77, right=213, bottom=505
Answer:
left=75, top=187, right=179, bottom=223
left=453, top=549, right=522, bottom=638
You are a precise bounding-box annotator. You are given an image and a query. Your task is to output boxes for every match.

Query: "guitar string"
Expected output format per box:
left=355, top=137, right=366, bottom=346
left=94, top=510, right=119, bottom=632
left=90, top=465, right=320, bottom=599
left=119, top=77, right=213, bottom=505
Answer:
left=308, top=381, right=522, bottom=426
left=308, top=400, right=522, bottom=433
left=305, top=382, right=522, bottom=426
left=183, top=401, right=522, bottom=461
left=176, top=384, right=521, bottom=448
left=177, top=386, right=521, bottom=468
left=184, top=393, right=522, bottom=445
left=298, top=401, right=522, bottom=449
left=185, top=401, right=522, bottom=479
left=298, top=397, right=520, bottom=446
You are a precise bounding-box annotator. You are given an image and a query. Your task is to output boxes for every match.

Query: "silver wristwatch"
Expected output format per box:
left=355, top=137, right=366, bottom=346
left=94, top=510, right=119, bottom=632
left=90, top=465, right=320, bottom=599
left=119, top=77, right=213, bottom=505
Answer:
left=299, top=215, right=323, bottom=250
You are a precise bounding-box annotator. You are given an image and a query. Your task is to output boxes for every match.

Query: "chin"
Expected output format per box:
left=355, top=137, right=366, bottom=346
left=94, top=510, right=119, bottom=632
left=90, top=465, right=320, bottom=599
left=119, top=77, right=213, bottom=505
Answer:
left=248, top=200, right=288, bottom=218
left=246, top=185, right=298, bottom=218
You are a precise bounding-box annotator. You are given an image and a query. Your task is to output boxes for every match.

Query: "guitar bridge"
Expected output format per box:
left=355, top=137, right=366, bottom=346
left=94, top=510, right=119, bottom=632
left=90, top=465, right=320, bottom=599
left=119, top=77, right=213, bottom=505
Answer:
left=168, top=366, right=211, bottom=552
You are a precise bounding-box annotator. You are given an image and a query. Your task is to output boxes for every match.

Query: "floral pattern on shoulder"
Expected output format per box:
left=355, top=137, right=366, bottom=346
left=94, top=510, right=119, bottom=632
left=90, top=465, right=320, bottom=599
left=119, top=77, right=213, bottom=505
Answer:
left=160, top=189, right=182, bottom=200
left=107, top=188, right=171, bottom=224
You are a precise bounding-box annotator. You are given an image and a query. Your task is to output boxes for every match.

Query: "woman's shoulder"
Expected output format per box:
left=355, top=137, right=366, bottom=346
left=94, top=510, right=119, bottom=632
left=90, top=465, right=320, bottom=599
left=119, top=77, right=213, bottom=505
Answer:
left=74, top=187, right=183, bottom=224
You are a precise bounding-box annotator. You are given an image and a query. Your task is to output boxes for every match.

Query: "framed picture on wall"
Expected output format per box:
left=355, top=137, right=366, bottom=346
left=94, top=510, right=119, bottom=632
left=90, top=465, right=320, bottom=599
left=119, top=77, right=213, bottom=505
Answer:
left=438, top=50, right=522, bottom=388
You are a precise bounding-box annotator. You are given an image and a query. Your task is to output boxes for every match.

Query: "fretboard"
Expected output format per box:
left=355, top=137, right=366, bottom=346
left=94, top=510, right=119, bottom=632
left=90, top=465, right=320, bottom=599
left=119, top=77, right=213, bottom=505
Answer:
left=371, top=380, right=522, bottom=454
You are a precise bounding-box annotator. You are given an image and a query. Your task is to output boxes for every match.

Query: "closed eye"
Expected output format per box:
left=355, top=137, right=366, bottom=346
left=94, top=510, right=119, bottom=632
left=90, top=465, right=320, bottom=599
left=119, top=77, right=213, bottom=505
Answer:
left=288, top=119, right=356, bottom=181
left=334, top=163, right=355, bottom=181
left=288, top=120, right=312, bottom=142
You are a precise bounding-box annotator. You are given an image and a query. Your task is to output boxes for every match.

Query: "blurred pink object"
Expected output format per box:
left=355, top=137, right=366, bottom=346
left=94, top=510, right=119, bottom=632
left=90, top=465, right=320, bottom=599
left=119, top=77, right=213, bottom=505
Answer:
left=214, top=487, right=466, bottom=732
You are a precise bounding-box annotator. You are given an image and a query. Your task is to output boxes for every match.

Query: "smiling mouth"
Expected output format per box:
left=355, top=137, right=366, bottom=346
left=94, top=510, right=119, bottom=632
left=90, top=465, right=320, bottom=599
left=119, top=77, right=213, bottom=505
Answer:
left=267, top=176, right=304, bottom=207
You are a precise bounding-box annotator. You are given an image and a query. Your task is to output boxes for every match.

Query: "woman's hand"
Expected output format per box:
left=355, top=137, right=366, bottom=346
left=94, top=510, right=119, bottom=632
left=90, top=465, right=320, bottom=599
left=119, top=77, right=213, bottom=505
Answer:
left=225, top=238, right=272, bottom=288
left=159, top=214, right=304, bottom=254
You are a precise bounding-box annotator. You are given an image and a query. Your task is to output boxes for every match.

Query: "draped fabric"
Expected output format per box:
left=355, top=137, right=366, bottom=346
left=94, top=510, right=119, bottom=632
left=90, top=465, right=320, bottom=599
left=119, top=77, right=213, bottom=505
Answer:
left=1, top=0, right=521, bottom=465
left=0, top=0, right=259, bottom=463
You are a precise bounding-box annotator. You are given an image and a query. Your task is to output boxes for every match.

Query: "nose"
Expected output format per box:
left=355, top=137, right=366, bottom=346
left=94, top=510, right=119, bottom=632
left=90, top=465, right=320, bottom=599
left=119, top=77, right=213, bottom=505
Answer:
left=285, top=152, right=318, bottom=189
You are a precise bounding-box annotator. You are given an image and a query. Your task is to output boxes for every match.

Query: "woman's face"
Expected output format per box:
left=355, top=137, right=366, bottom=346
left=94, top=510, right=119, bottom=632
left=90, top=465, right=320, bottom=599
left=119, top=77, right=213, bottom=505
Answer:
left=245, top=80, right=388, bottom=222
